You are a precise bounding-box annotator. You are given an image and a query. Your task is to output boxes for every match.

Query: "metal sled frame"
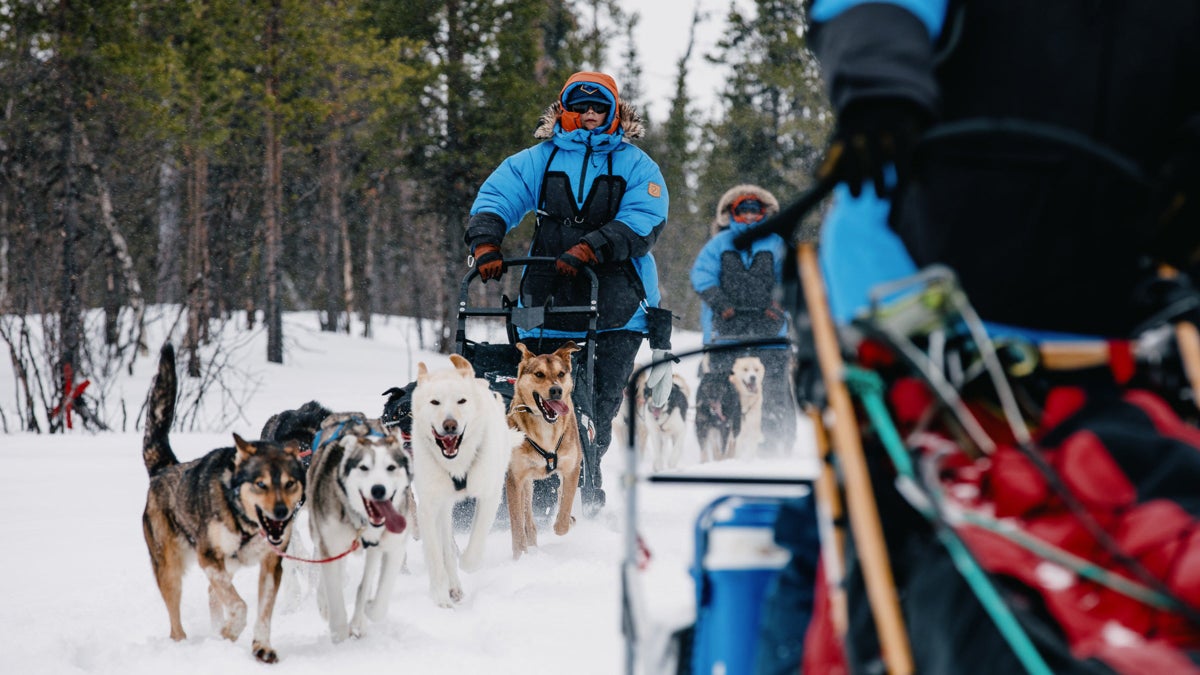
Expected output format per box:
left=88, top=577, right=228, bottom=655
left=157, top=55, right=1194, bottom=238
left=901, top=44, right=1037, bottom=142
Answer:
left=620, top=338, right=813, bottom=675
left=454, top=256, right=605, bottom=513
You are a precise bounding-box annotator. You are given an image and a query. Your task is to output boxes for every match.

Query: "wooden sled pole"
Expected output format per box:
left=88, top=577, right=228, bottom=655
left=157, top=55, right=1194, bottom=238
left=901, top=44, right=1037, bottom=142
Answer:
left=1176, top=322, right=1200, bottom=414
left=798, top=243, right=914, bottom=674
left=807, top=403, right=849, bottom=638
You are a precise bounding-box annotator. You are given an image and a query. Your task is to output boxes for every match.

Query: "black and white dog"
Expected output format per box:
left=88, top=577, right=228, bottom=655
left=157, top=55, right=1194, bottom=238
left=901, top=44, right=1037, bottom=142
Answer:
left=637, top=370, right=691, bottom=471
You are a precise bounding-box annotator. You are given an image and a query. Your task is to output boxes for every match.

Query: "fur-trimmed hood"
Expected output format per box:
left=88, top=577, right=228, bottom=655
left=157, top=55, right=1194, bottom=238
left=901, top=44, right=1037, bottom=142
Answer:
left=534, top=101, right=646, bottom=141
left=712, top=184, right=780, bottom=236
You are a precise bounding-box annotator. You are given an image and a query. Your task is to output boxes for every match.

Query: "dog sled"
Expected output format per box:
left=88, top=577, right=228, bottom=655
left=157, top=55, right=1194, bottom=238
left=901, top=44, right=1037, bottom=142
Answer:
left=624, top=118, right=1200, bottom=672
left=454, top=256, right=606, bottom=516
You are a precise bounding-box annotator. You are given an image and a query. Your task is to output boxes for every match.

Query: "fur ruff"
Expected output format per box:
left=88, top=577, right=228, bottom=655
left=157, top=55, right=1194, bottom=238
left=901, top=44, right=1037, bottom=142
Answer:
left=534, top=100, right=646, bottom=140
left=712, top=184, right=781, bottom=235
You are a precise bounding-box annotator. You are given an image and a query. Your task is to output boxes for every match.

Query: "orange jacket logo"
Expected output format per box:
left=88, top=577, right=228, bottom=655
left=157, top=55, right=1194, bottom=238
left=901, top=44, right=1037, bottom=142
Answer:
left=648, top=182, right=662, bottom=198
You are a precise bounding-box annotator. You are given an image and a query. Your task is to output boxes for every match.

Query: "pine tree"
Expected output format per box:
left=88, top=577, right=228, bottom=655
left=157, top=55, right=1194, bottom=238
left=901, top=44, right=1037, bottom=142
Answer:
left=697, top=0, right=832, bottom=221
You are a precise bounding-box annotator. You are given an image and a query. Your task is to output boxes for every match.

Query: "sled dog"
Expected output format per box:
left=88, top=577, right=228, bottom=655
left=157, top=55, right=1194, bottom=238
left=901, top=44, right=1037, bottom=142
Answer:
left=636, top=369, right=691, bottom=472
left=694, top=365, right=739, bottom=463
left=140, top=343, right=305, bottom=663
left=729, top=356, right=766, bottom=459
left=260, top=400, right=333, bottom=467
left=410, top=354, right=524, bottom=606
left=306, top=413, right=412, bottom=642
left=381, top=381, right=418, bottom=446
left=506, top=342, right=583, bottom=559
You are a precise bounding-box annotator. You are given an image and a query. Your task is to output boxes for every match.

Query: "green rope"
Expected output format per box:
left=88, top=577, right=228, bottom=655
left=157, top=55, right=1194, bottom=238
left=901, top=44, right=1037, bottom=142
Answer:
left=844, top=366, right=1054, bottom=675
left=952, top=510, right=1177, bottom=610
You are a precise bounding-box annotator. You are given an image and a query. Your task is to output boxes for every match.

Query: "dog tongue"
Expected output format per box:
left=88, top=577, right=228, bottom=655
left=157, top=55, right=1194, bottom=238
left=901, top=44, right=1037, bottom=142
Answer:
left=370, top=499, right=407, bottom=534
left=544, top=399, right=570, bottom=417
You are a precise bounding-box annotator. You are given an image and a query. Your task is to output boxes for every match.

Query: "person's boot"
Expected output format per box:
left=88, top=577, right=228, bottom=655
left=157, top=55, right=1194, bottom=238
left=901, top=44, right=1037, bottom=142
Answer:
left=531, top=474, right=560, bottom=522
left=580, top=447, right=606, bottom=517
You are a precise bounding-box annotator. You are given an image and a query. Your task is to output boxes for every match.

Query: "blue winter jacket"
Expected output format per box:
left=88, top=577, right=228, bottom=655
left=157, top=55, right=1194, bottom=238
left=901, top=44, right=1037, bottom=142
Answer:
left=468, top=111, right=668, bottom=338
left=691, top=216, right=788, bottom=344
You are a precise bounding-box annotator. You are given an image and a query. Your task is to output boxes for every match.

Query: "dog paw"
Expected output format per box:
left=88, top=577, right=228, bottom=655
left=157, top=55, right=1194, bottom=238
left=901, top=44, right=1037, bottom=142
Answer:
left=553, top=516, right=573, bottom=536
left=350, top=617, right=366, bottom=638
left=252, top=642, right=278, bottom=664
left=331, top=624, right=350, bottom=644
left=432, top=586, right=460, bottom=608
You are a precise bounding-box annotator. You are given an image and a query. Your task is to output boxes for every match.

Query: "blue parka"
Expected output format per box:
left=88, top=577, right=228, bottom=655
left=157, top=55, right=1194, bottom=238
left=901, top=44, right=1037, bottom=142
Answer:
left=691, top=185, right=787, bottom=344
left=466, top=89, right=668, bottom=338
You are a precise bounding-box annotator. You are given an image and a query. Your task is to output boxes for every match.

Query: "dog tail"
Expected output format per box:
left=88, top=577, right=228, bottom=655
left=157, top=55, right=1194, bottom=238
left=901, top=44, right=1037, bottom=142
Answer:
left=142, top=342, right=179, bottom=476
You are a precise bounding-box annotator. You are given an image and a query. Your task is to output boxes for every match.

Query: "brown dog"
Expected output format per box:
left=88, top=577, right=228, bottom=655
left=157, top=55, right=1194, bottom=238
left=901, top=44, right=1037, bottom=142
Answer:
left=505, top=341, right=582, bottom=559
left=140, top=344, right=306, bottom=663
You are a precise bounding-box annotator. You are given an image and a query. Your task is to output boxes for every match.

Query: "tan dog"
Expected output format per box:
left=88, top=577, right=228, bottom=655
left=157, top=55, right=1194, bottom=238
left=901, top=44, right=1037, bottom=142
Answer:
left=730, top=355, right=766, bottom=459
left=140, top=344, right=305, bottom=663
left=505, top=341, right=583, bottom=559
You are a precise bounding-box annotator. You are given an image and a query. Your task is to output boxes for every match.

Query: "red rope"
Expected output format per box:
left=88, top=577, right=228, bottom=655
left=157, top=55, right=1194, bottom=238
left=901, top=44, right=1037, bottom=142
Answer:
left=260, top=532, right=361, bottom=564
left=636, top=534, right=652, bottom=570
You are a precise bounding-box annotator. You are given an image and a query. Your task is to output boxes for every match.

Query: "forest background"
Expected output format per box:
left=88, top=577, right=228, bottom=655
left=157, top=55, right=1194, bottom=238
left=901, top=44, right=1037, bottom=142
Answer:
left=0, top=0, right=831, bottom=433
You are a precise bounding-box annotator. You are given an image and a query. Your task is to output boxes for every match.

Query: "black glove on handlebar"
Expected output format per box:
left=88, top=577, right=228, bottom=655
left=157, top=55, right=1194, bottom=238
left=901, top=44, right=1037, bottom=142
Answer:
left=818, top=98, right=931, bottom=198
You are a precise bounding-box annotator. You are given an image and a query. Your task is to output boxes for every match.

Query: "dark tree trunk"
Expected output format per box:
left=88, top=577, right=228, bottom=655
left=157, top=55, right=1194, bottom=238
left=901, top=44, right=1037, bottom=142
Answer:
left=263, top=0, right=284, bottom=364
left=184, top=147, right=210, bottom=377
left=361, top=179, right=381, bottom=338
left=57, top=102, right=83, bottom=431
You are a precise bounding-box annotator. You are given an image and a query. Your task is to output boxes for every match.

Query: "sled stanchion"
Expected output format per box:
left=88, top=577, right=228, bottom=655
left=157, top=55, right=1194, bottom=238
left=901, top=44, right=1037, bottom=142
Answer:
left=798, top=243, right=914, bottom=675
left=1176, top=322, right=1200, bottom=414
left=646, top=475, right=812, bottom=486
left=807, top=403, right=849, bottom=638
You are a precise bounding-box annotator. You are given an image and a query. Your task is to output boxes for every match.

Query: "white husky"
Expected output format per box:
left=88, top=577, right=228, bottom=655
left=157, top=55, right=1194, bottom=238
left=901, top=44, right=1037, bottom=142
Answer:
left=410, top=355, right=525, bottom=607
left=305, top=415, right=412, bottom=642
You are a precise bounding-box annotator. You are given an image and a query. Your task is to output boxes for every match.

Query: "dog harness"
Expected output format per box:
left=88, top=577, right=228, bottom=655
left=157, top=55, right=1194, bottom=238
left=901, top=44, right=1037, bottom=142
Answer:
left=311, top=417, right=386, bottom=453
left=526, top=433, right=565, bottom=474
left=511, top=404, right=568, bottom=474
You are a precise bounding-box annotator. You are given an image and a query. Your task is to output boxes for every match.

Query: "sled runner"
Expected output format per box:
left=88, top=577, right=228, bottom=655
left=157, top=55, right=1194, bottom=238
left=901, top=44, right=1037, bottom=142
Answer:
left=454, top=256, right=605, bottom=516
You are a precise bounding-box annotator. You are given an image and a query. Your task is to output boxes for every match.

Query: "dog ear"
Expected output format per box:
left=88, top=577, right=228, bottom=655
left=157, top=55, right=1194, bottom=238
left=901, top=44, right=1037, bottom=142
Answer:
left=417, top=362, right=429, bottom=382
left=516, top=342, right=533, bottom=360
left=553, top=341, right=580, bottom=368
left=233, top=433, right=257, bottom=461
left=449, top=354, right=475, bottom=378
left=281, top=439, right=302, bottom=458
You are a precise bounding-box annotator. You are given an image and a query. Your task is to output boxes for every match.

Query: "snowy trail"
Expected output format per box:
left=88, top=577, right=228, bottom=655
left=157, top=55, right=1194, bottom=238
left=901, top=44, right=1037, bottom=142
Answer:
left=0, top=314, right=816, bottom=674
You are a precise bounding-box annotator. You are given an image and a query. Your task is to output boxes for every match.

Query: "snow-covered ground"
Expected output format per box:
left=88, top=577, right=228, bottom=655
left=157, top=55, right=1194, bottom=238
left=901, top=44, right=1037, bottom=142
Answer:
left=0, top=309, right=816, bottom=674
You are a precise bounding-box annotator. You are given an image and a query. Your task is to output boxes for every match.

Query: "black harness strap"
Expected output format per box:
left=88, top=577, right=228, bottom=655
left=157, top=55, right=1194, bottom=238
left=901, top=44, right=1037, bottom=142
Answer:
left=453, top=475, right=468, bottom=491
left=526, top=431, right=566, bottom=474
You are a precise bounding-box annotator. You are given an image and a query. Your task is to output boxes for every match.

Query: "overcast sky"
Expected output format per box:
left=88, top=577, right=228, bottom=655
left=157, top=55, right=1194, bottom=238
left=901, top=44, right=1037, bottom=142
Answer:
left=617, top=0, right=749, bottom=123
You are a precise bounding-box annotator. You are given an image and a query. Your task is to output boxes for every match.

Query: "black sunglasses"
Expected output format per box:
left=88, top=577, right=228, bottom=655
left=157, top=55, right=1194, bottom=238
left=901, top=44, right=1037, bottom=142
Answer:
left=568, top=102, right=610, bottom=115
left=734, top=200, right=764, bottom=214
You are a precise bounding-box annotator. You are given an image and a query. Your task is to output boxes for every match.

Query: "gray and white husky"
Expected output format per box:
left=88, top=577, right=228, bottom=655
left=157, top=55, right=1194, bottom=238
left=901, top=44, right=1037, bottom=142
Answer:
left=305, top=414, right=413, bottom=642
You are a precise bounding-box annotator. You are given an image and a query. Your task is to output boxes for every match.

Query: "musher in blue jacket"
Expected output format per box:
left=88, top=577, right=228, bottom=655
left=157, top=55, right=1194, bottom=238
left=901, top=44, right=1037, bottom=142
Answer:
left=465, top=71, right=669, bottom=509
left=691, top=184, right=796, bottom=453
